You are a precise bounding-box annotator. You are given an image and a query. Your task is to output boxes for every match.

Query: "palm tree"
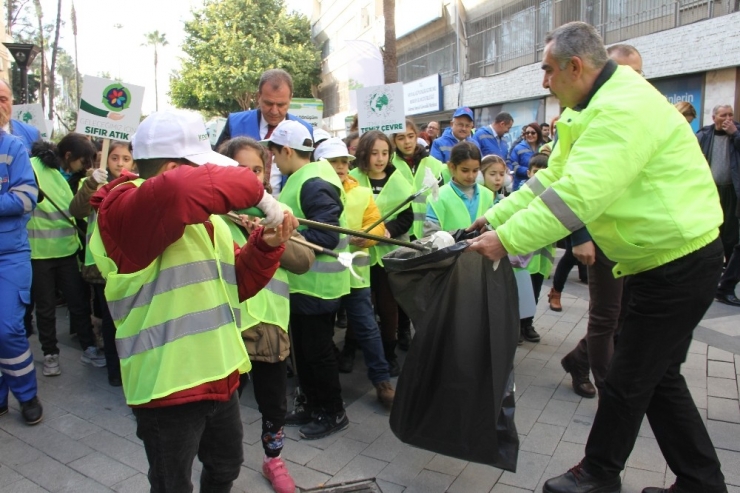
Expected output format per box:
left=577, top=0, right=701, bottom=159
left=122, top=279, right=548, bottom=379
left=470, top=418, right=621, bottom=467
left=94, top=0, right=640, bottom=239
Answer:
left=142, top=30, right=168, bottom=111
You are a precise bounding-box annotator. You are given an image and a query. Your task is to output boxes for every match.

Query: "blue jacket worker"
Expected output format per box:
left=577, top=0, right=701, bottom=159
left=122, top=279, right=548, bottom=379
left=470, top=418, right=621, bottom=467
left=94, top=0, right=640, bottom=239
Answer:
left=0, top=80, right=40, bottom=153
left=473, top=112, right=513, bottom=160
left=0, top=130, right=43, bottom=425
left=430, top=107, right=480, bottom=164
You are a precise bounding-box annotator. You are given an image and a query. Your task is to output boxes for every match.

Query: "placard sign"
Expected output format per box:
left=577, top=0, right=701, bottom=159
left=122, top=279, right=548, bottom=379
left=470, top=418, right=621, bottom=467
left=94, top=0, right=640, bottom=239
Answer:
left=12, top=104, right=49, bottom=139
left=356, top=83, right=406, bottom=135
left=76, top=76, right=145, bottom=141
left=290, top=98, right=324, bottom=128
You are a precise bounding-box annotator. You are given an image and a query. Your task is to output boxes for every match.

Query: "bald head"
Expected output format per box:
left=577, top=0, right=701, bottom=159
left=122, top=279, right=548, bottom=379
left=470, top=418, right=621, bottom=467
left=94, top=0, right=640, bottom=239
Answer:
left=607, top=44, right=643, bottom=75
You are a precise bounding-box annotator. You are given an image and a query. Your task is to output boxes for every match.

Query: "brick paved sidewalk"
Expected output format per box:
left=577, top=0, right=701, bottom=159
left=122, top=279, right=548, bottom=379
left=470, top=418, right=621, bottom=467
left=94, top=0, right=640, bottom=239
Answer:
left=1, top=283, right=739, bottom=492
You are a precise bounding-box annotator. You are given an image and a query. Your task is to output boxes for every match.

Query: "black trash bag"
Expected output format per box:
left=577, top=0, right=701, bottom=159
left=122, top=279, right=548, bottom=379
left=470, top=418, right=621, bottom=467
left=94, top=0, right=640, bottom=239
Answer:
left=382, top=229, right=520, bottom=472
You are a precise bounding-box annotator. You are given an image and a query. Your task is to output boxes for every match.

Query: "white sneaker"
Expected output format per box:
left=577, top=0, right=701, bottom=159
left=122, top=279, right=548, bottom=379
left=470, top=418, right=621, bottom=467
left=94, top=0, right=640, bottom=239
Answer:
left=43, top=354, right=61, bottom=376
left=80, top=347, right=106, bottom=368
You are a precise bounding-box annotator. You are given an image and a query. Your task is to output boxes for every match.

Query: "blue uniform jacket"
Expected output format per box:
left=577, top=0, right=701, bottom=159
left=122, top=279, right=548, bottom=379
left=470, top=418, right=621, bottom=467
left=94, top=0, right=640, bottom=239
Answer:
left=10, top=119, right=40, bottom=154
left=507, top=140, right=537, bottom=191
left=0, top=132, right=38, bottom=255
left=430, top=127, right=480, bottom=164
left=473, top=125, right=509, bottom=159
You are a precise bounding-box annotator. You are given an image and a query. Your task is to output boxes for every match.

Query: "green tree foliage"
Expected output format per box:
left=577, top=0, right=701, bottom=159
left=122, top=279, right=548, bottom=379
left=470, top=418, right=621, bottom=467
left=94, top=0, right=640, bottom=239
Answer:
left=170, top=0, right=321, bottom=116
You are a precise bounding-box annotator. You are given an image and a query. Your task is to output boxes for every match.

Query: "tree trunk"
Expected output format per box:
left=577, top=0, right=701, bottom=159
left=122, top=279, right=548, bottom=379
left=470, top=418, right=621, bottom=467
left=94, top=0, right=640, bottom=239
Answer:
left=34, top=0, right=45, bottom=111
left=154, top=47, right=159, bottom=111
left=382, top=0, right=398, bottom=84
left=47, top=0, right=62, bottom=120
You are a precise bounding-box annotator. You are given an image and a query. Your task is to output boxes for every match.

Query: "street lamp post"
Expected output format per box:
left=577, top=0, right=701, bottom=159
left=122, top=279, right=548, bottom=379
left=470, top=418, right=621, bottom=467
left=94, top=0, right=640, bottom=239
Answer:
left=3, top=43, right=41, bottom=104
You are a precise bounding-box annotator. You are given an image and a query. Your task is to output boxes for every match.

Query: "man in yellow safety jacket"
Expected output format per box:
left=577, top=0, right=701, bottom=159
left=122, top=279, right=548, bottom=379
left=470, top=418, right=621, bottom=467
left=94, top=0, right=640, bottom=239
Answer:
left=468, top=22, right=727, bottom=493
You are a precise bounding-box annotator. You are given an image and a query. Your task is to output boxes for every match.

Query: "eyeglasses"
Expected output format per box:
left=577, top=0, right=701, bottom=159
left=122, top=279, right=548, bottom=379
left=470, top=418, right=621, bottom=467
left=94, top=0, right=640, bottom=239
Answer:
left=524, top=131, right=537, bottom=136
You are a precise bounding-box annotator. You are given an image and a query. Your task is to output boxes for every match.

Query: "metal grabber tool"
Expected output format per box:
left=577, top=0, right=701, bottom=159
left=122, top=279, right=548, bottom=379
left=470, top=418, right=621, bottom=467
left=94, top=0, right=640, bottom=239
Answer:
left=225, top=211, right=371, bottom=282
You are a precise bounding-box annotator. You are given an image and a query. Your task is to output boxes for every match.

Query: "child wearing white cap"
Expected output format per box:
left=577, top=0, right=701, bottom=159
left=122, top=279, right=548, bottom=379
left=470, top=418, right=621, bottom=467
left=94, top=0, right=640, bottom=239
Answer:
left=88, top=109, right=297, bottom=492
left=263, top=121, right=352, bottom=440
left=315, top=138, right=396, bottom=408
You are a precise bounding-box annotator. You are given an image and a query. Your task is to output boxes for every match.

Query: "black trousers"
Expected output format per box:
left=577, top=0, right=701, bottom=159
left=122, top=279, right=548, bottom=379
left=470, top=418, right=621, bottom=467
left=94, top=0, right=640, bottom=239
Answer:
left=521, top=273, right=544, bottom=328
left=567, top=244, right=624, bottom=389
left=133, top=392, right=244, bottom=493
left=251, top=360, right=288, bottom=457
left=717, top=183, right=739, bottom=264
left=552, top=238, right=588, bottom=292
left=92, top=284, right=120, bottom=379
left=289, top=312, right=344, bottom=413
left=31, top=255, right=94, bottom=355
left=583, top=239, right=727, bottom=492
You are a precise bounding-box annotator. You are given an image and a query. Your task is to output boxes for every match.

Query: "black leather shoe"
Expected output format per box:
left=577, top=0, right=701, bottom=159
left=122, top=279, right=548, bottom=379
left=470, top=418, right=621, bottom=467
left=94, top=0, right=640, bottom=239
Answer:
left=108, top=374, right=123, bottom=387
left=561, top=355, right=596, bottom=399
left=642, top=486, right=679, bottom=493
left=543, top=463, right=620, bottom=493
left=20, top=397, right=43, bottom=426
left=715, top=292, right=740, bottom=307
left=521, top=324, right=540, bottom=343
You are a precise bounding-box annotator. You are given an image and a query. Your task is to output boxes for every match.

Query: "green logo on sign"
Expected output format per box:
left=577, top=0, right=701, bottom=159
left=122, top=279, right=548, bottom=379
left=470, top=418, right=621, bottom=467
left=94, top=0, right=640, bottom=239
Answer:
left=102, top=84, right=132, bottom=112
left=366, top=91, right=395, bottom=119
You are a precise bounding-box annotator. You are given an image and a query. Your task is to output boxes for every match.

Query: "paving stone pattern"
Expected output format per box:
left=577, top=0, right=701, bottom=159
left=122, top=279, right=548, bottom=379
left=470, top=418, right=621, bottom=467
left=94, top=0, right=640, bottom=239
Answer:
left=1, top=273, right=739, bottom=492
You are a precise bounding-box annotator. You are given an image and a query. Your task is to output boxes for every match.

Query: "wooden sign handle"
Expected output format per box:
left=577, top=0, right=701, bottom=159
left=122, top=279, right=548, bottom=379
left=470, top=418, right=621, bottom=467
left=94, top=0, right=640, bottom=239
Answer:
left=99, top=138, right=111, bottom=170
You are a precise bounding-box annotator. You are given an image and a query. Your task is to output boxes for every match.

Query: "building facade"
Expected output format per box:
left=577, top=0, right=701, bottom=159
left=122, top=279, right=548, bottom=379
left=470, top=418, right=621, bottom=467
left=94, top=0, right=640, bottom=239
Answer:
left=312, top=0, right=740, bottom=135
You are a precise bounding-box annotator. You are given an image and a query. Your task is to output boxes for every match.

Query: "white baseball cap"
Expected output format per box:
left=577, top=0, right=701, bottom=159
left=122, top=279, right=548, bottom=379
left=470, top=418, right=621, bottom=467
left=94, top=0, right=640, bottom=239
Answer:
left=313, top=128, right=332, bottom=143
left=260, top=120, right=314, bottom=152
left=132, top=109, right=237, bottom=167
left=315, top=137, right=356, bottom=162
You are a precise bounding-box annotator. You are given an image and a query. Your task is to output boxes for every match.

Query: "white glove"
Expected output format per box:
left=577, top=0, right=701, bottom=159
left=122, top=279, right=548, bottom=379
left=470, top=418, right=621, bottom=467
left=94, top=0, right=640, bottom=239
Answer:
left=91, top=168, right=108, bottom=185
left=257, top=191, right=284, bottom=228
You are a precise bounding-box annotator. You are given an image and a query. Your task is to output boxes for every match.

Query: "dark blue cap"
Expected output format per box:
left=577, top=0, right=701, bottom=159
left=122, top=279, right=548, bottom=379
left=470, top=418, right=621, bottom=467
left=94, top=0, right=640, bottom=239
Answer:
left=452, top=107, right=474, bottom=120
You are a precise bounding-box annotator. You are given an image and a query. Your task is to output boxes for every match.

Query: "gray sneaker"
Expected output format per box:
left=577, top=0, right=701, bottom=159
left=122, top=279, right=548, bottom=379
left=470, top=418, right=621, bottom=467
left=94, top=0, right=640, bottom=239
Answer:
left=81, top=347, right=106, bottom=368
left=43, top=354, right=61, bottom=376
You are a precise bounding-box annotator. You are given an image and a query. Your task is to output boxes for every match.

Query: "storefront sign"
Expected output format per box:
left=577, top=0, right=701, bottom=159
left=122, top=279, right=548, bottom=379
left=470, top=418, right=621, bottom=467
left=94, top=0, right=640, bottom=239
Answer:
left=404, top=74, right=442, bottom=116
left=651, top=74, right=703, bottom=133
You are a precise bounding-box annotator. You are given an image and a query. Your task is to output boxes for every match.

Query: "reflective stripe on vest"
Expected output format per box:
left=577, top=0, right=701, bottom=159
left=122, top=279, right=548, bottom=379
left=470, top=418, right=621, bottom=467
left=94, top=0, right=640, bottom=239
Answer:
left=279, top=161, right=350, bottom=299
left=27, top=157, right=80, bottom=259
left=89, top=179, right=249, bottom=406
left=223, top=216, right=291, bottom=332
left=391, top=154, right=445, bottom=239
left=350, top=167, right=414, bottom=267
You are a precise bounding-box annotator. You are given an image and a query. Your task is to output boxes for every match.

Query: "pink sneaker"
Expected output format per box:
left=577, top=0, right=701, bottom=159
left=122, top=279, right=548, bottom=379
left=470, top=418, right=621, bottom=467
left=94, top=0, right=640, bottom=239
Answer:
left=262, top=456, right=296, bottom=493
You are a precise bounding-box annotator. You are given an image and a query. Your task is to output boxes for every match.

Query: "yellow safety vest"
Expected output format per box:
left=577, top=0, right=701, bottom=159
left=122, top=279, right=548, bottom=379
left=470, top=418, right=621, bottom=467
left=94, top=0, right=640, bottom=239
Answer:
left=27, top=157, right=80, bottom=259
left=223, top=219, right=291, bottom=331
left=342, top=184, right=373, bottom=288
left=279, top=161, right=351, bottom=299
left=90, top=179, right=249, bottom=406
left=391, top=154, right=445, bottom=239
left=350, top=168, right=414, bottom=267
left=429, top=183, right=494, bottom=231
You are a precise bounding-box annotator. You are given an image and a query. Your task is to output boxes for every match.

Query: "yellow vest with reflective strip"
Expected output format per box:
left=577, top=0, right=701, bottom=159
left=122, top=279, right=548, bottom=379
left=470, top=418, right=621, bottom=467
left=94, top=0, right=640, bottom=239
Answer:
left=224, top=219, right=290, bottom=331
left=278, top=161, right=351, bottom=299
left=342, top=185, right=373, bottom=289
left=350, top=168, right=414, bottom=267
left=391, top=154, right=445, bottom=239
left=90, top=179, right=249, bottom=406
left=27, top=157, right=80, bottom=259
left=429, top=182, right=493, bottom=231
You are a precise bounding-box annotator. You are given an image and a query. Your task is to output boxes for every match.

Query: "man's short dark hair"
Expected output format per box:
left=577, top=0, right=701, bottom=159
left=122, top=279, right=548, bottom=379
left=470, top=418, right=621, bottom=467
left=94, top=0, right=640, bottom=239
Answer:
left=135, top=158, right=192, bottom=179
left=494, top=112, right=513, bottom=124
left=258, top=69, right=293, bottom=95
left=541, top=122, right=549, bottom=129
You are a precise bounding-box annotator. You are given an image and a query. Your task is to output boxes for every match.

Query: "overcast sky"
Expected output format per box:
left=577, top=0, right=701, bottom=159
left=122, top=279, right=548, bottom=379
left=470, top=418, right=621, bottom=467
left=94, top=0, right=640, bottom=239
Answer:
left=31, top=0, right=312, bottom=114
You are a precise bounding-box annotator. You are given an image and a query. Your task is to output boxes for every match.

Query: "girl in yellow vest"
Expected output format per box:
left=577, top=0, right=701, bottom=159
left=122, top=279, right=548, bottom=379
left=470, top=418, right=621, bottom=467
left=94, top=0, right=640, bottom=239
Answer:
left=391, top=119, right=445, bottom=240
left=481, top=155, right=507, bottom=204
left=425, top=141, right=494, bottom=235
left=316, top=137, right=396, bottom=408
left=349, top=131, right=414, bottom=376
left=69, top=141, right=134, bottom=387
left=218, top=136, right=315, bottom=493
left=27, top=137, right=106, bottom=377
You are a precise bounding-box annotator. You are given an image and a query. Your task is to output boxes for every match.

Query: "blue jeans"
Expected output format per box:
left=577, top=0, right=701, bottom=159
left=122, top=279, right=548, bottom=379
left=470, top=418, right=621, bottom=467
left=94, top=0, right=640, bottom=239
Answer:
left=133, top=392, right=244, bottom=493
left=341, top=287, right=391, bottom=384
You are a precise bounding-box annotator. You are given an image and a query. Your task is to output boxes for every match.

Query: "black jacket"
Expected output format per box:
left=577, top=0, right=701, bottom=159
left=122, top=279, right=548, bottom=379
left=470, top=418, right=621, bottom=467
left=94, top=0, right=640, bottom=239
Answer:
left=696, top=122, right=740, bottom=203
